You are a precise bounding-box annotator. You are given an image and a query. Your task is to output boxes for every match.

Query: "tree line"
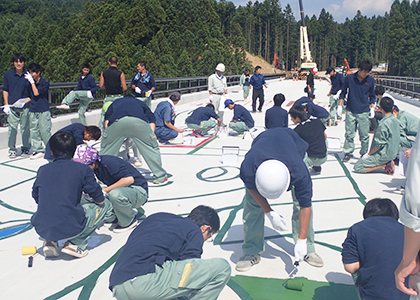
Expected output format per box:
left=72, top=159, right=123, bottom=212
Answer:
left=0, top=0, right=418, bottom=85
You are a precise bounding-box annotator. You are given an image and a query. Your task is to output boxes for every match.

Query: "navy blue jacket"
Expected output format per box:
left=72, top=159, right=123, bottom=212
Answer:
left=233, top=104, right=254, bottom=128
left=265, top=106, right=288, bottom=129
left=31, top=158, right=104, bottom=241
left=249, top=73, right=266, bottom=89
left=339, top=72, right=375, bottom=113
left=95, top=155, right=148, bottom=194
left=3, top=69, right=31, bottom=106
left=330, top=72, right=345, bottom=95
left=185, top=107, right=219, bottom=125
left=105, top=96, right=156, bottom=126
left=294, top=97, right=329, bottom=119
left=154, top=101, right=174, bottom=128
left=44, top=123, right=85, bottom=160
left=29, top=77, right=50, bottom=113
left=109, top=213, right=203, bottom=289
left=132, top=71, right=156, bottom=97
left=240, top=128, right=312, bottom=208
left=76, top=74, right=98, bottom=98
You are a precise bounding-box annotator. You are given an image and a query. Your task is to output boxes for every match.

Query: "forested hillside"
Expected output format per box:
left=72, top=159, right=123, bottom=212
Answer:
left=0, top=0, right=418, bottom=84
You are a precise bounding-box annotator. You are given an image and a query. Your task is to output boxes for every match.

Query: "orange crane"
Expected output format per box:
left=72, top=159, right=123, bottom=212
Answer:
left=343, top=58, right=353, bottom=74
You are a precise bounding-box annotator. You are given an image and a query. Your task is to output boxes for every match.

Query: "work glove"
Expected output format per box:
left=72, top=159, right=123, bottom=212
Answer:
left=209, top=94, right=214, bottom=103
left=266, top=211, right=288, bottom=231
left=333, top=91, right=341, bottom=100
left=369, top=107, right=375, bottom=119
left=147, top=90, right=153, bottom=97
left=24, top=72, right=35, bottom=84
left=135, top=87, right=141, bottom=94
left=361, top=153, right=370, bottom=160
left=3, top=105, right=11, bottom=115
left=337, top=105, right=343, bottom=117
left=294, top=239, right=307, bottom=262
left=102, top=190, right=108, bottom=197
left=87, top=91, right=93, bottom=98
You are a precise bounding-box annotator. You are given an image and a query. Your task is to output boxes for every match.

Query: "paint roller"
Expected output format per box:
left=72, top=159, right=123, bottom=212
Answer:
left=284, top=261, right=305, bottom=291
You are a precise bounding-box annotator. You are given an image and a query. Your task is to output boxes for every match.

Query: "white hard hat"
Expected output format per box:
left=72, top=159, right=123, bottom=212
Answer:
left=255, top=160, right=290, bottom=199
left=216, top=63, right=225, bottom=72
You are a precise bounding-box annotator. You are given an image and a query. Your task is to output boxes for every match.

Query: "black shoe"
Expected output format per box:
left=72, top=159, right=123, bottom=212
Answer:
left=342, top=154, right=353, bottom=162
left=312, top=166, right=322, bottom=173
left=258, top=109, right=262, bottom=113
left=252, top=110, right=256, bottom=113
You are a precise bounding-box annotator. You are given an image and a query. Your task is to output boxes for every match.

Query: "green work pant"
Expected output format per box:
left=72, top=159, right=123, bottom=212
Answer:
left=343, top=111, right=370, bottom=156
left=304, top=154, right=328, bottom=168
left=242, top=189, right=315, bottom=256
left=328, top=95, right=341, bottom=123
left=112, top=258, right=231, bottom=300
left=243, top=86, right=250, bottom=98
left=62, top=91, right=93, bottom=125
left=101, top=117, right=167, bottom=182
left=136, top=96, right=151, bottom=108
left=8, top=107, right=31, bottom=153
left=186, top=120, right=217, bottom=134
left=106, top=185, right=147, bottom=227
left=212, top=94, right=224, bottom=122
left=229, top=121, right=249, bottom=134
left=99, top=95, right=123, bottom=131
left=353, top=154, right=389, bottom=173
left=67, top=198, right=115, bottom=250
left=29, top=111, right=51, bottom=153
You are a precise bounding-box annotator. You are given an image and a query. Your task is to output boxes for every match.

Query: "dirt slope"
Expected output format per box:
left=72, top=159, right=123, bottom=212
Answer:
left=245, top=51, right=284, bottom=75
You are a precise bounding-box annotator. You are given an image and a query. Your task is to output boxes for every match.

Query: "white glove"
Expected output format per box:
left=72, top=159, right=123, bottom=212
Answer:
left=209, top=94, right=214, bottom=103
left=337, top=105, right=343, bottom=117
left=147, top=90, right=153, bottom=97
left=369, top=107, right=375, bottom=119
left=294, top=239, right=307, bottom=262
left=25, top=72, right=35, bottom=84
left=87, top=91, right=93, bottom=98
left=102, top=190, right=108, bottom=197
left=362, top=153, right=370, bottom=160
left=333, top=91, right=341, bottom=100
left=266, top=211, right=288, bottom=231
left=3, top=105, right=11, bottom=115
left=135, top=87, right=141, bottom=94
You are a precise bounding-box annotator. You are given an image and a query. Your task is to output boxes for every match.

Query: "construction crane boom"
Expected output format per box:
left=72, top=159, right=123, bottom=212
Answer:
left=298, top=0, right=316, bottom=70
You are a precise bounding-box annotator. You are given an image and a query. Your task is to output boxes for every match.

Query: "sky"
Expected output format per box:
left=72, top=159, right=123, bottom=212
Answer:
left=229, top=0, right=394, bottom=23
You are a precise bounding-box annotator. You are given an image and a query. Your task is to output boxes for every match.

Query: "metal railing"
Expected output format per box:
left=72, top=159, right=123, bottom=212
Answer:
left=374, top=75, right=420, bottom=99
left=0, top=73, right=282, bottom=126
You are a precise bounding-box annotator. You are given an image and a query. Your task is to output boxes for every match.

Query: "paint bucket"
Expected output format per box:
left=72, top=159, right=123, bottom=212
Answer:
left=222, top=146, right=239, bottom=165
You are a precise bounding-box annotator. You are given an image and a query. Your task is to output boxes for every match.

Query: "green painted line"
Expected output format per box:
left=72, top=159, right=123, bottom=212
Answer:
left=214, top=200, right=244, bottom=245
left=311, top=175, right=347, bottom=180
left=0, top=219, right=32, bottom=225
left=0, top=162, right=38, bottom=173
left=187, top=136, right=217, bottom=155
left=148, top=186, right=245, bottom=202
left=334, top=153, right=367, bottom=205
left=0, top=199, right=35, bottom=215
left=227, top=279, right=254, bottom=300
left=196, top=166, right=240, bottom=182
left=45, top=247, right=123, bottom=300
left=0, top=176, right=37, bottom=193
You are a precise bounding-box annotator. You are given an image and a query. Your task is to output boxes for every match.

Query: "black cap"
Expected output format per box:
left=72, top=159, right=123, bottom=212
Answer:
left=325, top=67, right=334, bottom=75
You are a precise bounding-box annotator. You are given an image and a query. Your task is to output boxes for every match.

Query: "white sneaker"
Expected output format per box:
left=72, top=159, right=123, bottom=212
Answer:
left=30, top=152, right=44, bottom=160
left=235, top=254, right=261, bottom=272
left=61, top=241, right=89, bottom=258
left=113, top=219, right=139, bottom=233
left=133, top=160, right=142, bottom=168
left=43, top=241, right=60, bottom=257
left=304, top=252, right=324, bottom=267
left=56, top=104, right=70, bottom=110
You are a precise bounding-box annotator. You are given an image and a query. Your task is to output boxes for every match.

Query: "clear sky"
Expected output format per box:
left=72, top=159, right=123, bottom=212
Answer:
left=229, top=0, right=393, bottom=23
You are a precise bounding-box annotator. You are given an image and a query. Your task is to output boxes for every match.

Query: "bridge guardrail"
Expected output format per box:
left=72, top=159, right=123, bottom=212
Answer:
left=374, top=75, right=420, bottom=99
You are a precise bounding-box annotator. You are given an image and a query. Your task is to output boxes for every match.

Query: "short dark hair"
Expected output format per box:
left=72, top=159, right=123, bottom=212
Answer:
left=206, top=103, right=215, bottom=110
left=84, top=126, right=101, bottom=140
left=255, top=66, right=261, bottom=71
left=12, top=53, right=26, bottom=63
left=380, top=97, right=394, bottom=113
left=50, top=131, right=77, bottom=159
left=393, top=105, right=399, bottom=112
left=109, top=56, right=118, bottom=64
left=363, top=198, right=399, bottom=220
left=82, top=63, right=90, bottom=70
left=358, top=60, right=373, bottom=72
left=375, top=86, right=385, bottom=96
left=27, top=63, right=43, bottom=74
left=138, top=62, right=146, bottom=68
left=188, top=205, right=220, bottom=234
left=273, top=93, right=285, bottom=106
left=289, top=105, right=308, bottom=122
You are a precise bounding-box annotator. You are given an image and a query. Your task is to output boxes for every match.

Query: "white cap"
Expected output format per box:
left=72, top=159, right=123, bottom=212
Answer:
left=216, top=63, right=225, bottom=72
left=255, top=160, right=290, bottom=199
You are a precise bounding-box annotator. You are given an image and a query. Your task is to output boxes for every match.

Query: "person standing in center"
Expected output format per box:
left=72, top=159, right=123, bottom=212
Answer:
left=338, top=60, right=376, bottom=162
left=208, top=63, right=227, bottom=122
left=249, top=66, right=267, bottom=113
left=131, top=62, right=155, bottom=108
left=239, top=69, right=251, bottom=100
left=98, top=56, right=127, bottom=131
left=326, top=66, right=344, bottom=126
